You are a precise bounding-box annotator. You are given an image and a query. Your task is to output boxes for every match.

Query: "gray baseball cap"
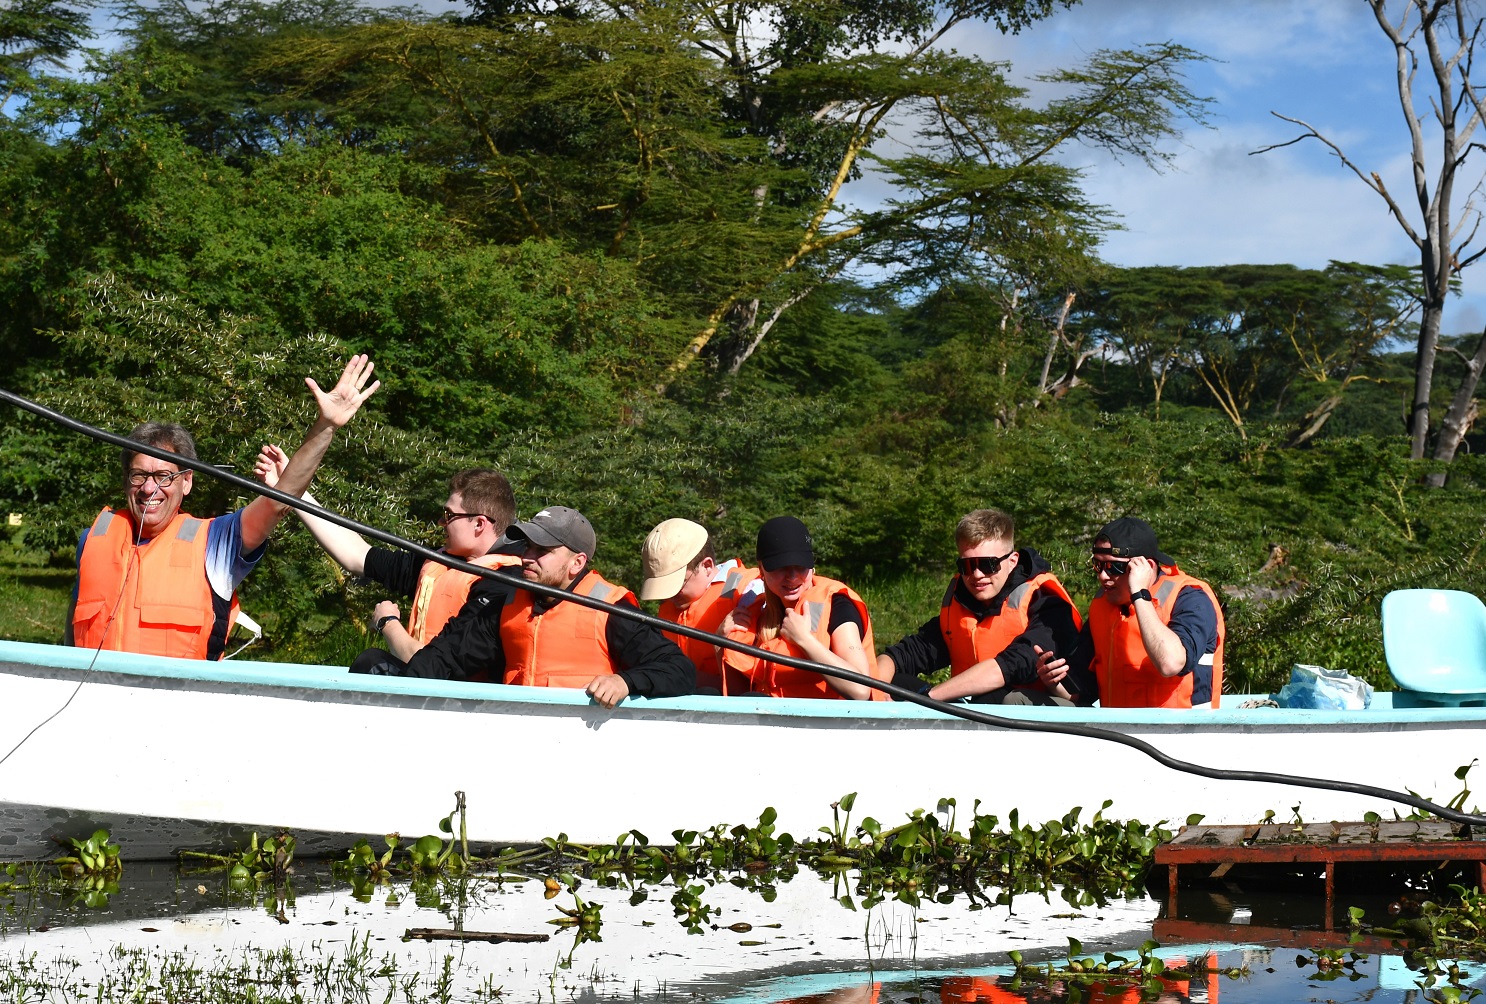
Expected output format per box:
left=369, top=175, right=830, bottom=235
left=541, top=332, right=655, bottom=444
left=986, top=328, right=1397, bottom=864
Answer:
left=506, top=506, right=597, bottom=557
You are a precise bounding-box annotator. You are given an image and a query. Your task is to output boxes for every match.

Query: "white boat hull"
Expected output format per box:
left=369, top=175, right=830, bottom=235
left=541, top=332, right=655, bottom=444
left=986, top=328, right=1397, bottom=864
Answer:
left=0, top=641, right=1479, bottom=860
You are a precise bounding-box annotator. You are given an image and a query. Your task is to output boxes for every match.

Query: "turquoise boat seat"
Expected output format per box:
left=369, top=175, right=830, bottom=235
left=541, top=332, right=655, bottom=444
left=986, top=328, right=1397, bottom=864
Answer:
left=1382, top=588, right=1486, bottom=707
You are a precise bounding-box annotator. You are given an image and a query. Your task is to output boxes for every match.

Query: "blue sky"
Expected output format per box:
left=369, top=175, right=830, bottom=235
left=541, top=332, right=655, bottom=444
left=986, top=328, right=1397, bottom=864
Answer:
left=939, top=0, right=1486, bottom=334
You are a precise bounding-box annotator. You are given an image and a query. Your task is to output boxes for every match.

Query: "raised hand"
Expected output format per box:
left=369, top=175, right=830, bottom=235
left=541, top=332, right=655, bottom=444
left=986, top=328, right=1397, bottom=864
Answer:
left=307, top=355, right=380, bottom=429
left=253, top=444, right=289, bottom=488
left=1127, top=555, right=1159, bottom=593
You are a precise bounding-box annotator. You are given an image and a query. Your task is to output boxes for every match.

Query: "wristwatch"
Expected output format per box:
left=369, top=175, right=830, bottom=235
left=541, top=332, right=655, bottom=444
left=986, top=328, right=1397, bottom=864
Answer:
left=1129, top=589, right=1153, bottom=604
left=376, top=614, right=402, bottom=633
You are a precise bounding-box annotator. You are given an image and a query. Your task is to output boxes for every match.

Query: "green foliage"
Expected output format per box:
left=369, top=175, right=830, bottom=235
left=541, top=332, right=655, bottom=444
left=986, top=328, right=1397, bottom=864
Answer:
left=54, top=828, right=121, bottom=879
left=1009, top=938, right=1247, bottom=998
left=522, top=794, right=1171, bottom=927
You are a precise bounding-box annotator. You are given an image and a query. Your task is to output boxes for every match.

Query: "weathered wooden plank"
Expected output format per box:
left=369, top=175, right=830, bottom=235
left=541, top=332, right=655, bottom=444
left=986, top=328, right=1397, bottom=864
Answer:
left=404, top=928, right=550, bottom=944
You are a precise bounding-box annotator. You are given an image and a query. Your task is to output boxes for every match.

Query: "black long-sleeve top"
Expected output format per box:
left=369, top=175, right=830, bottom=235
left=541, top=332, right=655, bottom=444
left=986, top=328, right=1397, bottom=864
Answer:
left=881, top=548, right=1089, bottom=699
left=402, top=566, right=695, bottom=699
left=361, top=546, right=426, bottom=598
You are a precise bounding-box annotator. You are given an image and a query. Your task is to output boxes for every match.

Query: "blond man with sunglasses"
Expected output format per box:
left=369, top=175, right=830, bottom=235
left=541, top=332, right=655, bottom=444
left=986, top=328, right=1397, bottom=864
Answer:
left=876, top=508, right=1086, bottom=706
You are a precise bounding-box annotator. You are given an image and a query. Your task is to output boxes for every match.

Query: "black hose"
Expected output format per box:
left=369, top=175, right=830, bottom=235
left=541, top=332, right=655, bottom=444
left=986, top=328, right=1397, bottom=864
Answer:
left=4, top=386, right=1484, bottom=827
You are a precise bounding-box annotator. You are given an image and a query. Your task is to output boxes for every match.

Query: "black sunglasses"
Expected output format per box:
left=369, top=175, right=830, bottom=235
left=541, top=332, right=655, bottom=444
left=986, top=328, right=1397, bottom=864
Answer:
left=1090, top=557, right=1131, bottom=577
left=439, top=508, right=483, bottom=527
left=957, top=552, right=1014, bottom=577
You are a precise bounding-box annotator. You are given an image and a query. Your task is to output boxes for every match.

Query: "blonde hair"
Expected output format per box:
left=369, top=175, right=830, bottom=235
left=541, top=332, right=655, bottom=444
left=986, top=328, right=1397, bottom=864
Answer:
left=955, top=508, right=1015, bottom=550
left=754, top=589, right=786, bottom=644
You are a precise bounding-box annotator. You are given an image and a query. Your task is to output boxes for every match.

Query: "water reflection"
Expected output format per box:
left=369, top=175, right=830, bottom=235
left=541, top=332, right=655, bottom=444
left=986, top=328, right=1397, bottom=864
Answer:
left=0, top=861, right=1480, bottom=1002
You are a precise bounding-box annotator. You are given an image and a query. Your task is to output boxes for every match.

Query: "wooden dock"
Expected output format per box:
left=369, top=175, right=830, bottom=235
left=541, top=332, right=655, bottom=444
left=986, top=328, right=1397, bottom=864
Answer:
left=1155, top=820, right=1486, bottom=929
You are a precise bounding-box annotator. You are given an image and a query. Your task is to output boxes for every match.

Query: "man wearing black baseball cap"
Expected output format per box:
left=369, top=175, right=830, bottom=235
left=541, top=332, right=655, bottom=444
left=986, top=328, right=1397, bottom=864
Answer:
left=1039, top=516, right=1224, bottom=708
left=359, top=505, right=694, bottom=707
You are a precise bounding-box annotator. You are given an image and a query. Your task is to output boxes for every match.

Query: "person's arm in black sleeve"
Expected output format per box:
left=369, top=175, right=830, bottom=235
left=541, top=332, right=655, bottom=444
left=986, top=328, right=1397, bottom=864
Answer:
left=606, top=598, right=695, bottom=698
left=997, top=587, right=1082, bottom=688
left=402, top=578, right=512, bottom=681
left=878, top=614, right=952, bottom=694
left=361, top=547, right=425, bottom=598
left=1057, top=622, right=1098, bottom=706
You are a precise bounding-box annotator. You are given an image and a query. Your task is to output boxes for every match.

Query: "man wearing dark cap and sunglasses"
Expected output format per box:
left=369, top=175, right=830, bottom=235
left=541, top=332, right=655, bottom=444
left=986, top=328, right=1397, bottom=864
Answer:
left=876, top=508, right=1087, bottom=706
left=1038, top=517, right=1224, bottom=709
left=358, top=505, right=694, bottom=708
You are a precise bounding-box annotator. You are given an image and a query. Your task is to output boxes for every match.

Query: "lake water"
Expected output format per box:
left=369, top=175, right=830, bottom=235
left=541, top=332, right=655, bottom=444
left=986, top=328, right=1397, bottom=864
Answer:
left=0, top=859, right=1478, bottom=1002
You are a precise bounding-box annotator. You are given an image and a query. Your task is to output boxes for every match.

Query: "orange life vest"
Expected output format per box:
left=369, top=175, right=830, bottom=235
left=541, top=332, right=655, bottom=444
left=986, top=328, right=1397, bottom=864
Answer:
left=73, top=507, right=238, bottom=660
left=409, top=552, right=522, bottom=643
left=939, top=571, right=1081, bottom=678
left=1087, top=567, right=1225, bottom=709
left=723, top=575, right=880, bottom=700
left=658, top=561, right=758, bottom=695
left=938, top=977, right=1027, bottom=1003
left=500, top=569, right=636, bottom=689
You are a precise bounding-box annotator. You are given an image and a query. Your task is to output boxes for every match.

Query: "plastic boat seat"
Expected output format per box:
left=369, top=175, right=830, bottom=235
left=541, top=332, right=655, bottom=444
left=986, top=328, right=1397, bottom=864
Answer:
left=1382, top=589, right=1486, bottom=707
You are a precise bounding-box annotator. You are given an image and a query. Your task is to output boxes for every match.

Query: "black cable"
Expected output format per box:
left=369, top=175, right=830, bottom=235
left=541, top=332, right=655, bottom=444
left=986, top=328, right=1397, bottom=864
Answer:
left=4, top=386, right=1484, bottom=827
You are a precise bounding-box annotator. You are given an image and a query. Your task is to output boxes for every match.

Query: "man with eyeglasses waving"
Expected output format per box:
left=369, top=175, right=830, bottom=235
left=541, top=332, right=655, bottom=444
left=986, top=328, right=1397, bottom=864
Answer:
left=876, top=508, right=1086, bottom=706
left=1038, top=517, right=1225, bottom=709
left=67, top=356, right=380, bottom=660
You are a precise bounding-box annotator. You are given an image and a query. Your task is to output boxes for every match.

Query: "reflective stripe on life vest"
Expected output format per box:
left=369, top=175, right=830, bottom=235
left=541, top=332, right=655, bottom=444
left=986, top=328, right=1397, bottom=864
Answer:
left=1087, top=567, right=1226, bottom=709
left=408, top=552, right=522, bottom=643
left=500, top=569, right=637, bottom=689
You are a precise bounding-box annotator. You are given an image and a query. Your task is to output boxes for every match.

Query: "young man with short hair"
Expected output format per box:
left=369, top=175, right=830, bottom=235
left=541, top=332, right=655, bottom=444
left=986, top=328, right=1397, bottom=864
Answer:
left=255, top=451, right=520, bottom=665
left=360, top=506, right=695, bottom=708
left=877, top=508, right=1086, bottom=706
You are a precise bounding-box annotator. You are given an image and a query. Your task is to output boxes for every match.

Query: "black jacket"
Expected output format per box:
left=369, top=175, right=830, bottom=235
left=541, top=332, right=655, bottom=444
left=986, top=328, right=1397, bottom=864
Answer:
left=402, top=566, right=695, bottom=698
left=881, top=547, right=1088, bottom=699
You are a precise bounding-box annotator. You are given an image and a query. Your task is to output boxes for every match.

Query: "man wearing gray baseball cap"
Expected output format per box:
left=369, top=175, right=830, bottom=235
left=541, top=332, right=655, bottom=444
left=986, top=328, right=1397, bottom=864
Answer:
left=373, top=505, right=694, bottom=707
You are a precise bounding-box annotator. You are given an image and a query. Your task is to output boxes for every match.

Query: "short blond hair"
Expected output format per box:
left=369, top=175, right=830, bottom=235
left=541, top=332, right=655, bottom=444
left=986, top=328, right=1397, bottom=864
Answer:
left=955, top=509, right=1015, bottom=550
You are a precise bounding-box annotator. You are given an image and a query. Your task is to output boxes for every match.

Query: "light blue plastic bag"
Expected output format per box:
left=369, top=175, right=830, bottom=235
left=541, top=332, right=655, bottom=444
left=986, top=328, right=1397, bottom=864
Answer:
left=1275, top=663, right=1373, bottom=710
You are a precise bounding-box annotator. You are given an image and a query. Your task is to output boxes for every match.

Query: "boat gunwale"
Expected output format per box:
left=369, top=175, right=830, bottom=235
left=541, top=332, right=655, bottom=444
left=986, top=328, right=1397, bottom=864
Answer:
left=2, top=640, right=1481, bottom=730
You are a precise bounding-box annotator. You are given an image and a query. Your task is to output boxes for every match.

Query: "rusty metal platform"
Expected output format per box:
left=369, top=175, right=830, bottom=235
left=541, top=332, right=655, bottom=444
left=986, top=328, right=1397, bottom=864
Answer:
left=1155, top=820, right=1486, bottom=929
left=1152, top=917, right=1411, bottom=953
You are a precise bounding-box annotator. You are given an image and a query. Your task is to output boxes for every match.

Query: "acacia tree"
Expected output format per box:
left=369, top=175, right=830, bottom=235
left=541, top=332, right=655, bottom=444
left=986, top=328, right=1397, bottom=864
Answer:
left=1258, top=0, right=1486, bottom=482
left=244, top=0, right=1209, bottom=389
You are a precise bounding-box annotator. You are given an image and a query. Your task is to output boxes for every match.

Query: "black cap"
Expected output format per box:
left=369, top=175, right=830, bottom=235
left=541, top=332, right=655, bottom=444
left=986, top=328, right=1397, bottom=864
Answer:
left=1094, top=517, right=1174, bottom=567
left=756, top=516, right=815, bottom=572
left=507, top=506, right=597, bottom=558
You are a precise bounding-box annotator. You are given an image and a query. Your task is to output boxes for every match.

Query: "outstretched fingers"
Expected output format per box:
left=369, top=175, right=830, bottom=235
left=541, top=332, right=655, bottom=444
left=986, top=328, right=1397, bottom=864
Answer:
left=306, top=355, right=381, bottom=428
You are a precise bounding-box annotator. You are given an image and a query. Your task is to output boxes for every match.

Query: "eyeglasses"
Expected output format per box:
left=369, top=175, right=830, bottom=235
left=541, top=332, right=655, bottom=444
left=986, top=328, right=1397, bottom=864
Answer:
left=956, top=552, right=1014, bottom=577
left=439, top=509, right=483, bottom=527
left=1090, top=557, right=1131, bottom=577
left=127, top=469, right=186, bottom=487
